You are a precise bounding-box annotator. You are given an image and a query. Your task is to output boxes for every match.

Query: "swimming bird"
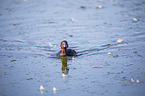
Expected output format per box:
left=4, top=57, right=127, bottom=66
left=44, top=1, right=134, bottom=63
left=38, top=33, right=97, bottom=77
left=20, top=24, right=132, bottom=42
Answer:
left=57, top=40, right=77, bottom=56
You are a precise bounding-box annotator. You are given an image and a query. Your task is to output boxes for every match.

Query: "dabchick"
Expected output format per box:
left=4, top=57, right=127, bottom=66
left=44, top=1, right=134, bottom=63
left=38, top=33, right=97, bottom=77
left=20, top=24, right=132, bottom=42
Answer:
left=57, top=40, right=76, bottom=56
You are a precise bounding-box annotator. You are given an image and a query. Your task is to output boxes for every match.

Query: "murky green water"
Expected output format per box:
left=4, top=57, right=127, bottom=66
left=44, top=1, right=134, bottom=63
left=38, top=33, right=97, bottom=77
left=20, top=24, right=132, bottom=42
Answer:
left=0, top=0, right=145, bottom=96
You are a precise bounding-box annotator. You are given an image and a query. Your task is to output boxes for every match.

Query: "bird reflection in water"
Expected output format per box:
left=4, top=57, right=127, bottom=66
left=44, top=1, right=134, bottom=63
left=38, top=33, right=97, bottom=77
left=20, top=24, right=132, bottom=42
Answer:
left=61, top=57, right=69, bottom=79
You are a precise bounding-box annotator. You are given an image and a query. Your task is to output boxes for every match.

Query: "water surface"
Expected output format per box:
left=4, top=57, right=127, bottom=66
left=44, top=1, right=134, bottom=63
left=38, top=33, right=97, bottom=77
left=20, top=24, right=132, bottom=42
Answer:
left=0, top=0, right=145, bottom=96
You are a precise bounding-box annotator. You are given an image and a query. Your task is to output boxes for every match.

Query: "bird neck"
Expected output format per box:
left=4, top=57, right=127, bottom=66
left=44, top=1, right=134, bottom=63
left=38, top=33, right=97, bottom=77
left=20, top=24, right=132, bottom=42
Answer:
left=61, top=48, right=67, bottom=53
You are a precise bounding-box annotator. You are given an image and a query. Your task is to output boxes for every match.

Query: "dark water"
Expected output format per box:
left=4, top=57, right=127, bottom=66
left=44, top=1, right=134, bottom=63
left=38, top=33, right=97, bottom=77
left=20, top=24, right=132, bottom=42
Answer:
left=0, top=0, right=145, bottom=96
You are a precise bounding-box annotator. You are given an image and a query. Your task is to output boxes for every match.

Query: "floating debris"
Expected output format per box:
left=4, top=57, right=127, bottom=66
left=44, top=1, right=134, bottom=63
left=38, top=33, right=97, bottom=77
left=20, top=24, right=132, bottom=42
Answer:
left=40, top=85, right=45, bottom=94
left=108, top=52, right=112, bottom=55
left=24, top=0, right=29, bottom=2
left=49, top=43, right=53, bottom=47
left=107, top=44, right=111, bottom=46
left=62, top=73, right=68, bottom=79
left=92, top=66, right=103, bottom=68
left=26, top=78, right=33, bottom=80
left=62, top=73, right=67, bottom=77
left=69, top=35, right=73, bottom=37
left=98, top=0, right=103, bottom=2
left=115, top=54, right=118, bottom=57
left=71, top=18, right=76, bottom=22
left=72, top=56, right=75, bottom=62
left=13, top=24, right=17, bottom=26
left=11, top=60, right=17, bottom=62
left=40, top=85, right=45, bottom=91
left=113, top=54, right=119, bottom=57
left=121, top=71, right=124, bottom=73
left=53, top=87, right=59, bottom=94
left=110, top=0, right=114, bottom=2
left=136, top=79, right=140, bottom=84
left=72, top=56, right=75, bottom=60
left=95, top=5, right=103, bottom=9
left=81, top=6, right=86, bottom=8
left=133, top=18, right=138, bottom=22
left=131, top=78, right=135, bottom=83
left=117, top=39, right=123, bottom=43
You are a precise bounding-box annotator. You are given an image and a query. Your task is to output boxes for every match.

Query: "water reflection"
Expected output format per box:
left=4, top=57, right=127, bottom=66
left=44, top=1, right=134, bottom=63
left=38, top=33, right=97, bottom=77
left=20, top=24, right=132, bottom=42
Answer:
left=61, top=57, right=69, bottom=79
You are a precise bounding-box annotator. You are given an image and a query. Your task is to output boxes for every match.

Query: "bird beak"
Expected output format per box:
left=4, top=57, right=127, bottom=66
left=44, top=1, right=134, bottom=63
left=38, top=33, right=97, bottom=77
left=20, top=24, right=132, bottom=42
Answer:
left=63, top=44, right=67, bottom=48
